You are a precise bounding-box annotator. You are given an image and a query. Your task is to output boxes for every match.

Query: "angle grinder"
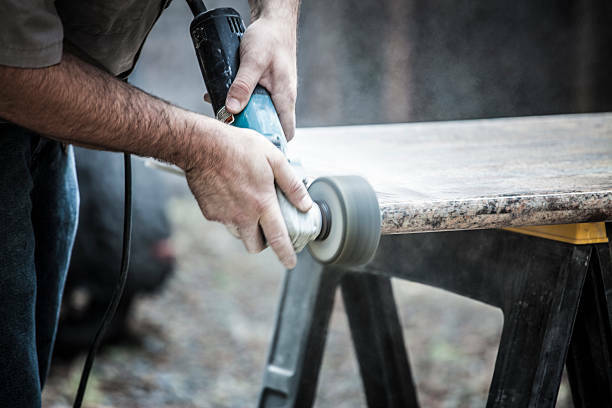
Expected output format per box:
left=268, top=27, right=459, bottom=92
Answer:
left=185, top=0, right=380, bottom=265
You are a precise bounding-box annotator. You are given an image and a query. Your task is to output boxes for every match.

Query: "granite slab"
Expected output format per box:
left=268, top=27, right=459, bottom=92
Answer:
left=288, top=113, right=612, bottom=234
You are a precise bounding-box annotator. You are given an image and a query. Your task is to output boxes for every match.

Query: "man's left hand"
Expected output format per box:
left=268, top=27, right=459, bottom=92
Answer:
left=224, top=15, right=298, bottom=141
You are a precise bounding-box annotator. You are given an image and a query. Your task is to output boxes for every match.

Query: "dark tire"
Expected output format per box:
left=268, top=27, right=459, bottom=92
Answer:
left=55, top=148, right=175, bottom=356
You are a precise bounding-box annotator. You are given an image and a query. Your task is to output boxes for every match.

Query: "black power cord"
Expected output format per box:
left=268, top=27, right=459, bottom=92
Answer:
left=73, top=153, right=133, bottom=408
left=73, top=3, right=205, bottom=404
left=186, top=0, right=207, bottom=15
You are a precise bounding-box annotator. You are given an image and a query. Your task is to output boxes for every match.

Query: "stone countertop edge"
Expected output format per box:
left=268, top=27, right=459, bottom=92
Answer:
left=380, top=190, right=612, bottom=234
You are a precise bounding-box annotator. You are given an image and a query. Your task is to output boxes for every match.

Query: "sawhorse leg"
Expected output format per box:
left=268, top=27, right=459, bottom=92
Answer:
left=487, top=246, right=591, bottom=407
left=258, top=251, right=343, bottom=408
left=341, top=273, right=419, bottom=407
left=258, top=256, right=419, bottom=408
left=566, top=243, right=612, bottom=407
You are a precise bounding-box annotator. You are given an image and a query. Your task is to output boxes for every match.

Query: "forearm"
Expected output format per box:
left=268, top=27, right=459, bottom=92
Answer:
left=249, top=0, right=300, bottom=25
left=0, top=52, right=218, bottom=171
left=0, top=45, right=311, bottom=268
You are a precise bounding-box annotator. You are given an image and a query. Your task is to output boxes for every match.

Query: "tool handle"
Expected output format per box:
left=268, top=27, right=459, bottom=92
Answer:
left=232, top=85, right=288, bottom=154
left=276, top=187, right=322, bottom=252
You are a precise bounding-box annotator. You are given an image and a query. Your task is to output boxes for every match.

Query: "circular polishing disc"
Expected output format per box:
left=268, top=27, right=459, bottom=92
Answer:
left=307, top=176, right=381, bottom=265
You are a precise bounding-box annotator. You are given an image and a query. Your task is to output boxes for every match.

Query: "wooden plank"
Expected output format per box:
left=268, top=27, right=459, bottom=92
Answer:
left=289, top=113, right=612, bottom=234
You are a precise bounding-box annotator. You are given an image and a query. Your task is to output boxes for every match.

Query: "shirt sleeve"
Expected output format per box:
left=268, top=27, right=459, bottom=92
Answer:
left=0, top=0, right=63, bottom=68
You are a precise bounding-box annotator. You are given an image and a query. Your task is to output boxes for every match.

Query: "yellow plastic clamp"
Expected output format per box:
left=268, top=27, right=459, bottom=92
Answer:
left=504, top=222, right=608, bottom=245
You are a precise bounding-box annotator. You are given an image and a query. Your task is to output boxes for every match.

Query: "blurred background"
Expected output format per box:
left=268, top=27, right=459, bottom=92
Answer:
left=43, top=0, right=611, bottom=407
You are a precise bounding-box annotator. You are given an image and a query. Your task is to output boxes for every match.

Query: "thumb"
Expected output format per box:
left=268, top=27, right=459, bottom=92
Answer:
left=268, top=154, right=312, bottom=213
left=226, top=57, right=263, bottom=114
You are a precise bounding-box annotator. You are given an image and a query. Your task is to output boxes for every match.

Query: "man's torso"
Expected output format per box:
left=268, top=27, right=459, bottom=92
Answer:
left=57, top=0, right=170, bottom=76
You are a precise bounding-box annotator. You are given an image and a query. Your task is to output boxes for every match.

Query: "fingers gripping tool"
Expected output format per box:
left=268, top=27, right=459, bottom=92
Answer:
left=186, top=0, right=380, bottom=265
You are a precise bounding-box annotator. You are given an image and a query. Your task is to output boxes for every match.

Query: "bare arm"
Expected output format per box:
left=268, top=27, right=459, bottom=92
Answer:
left=0, top=52, right=206, bottom=170
left=0, top=52, right=312, bottom=268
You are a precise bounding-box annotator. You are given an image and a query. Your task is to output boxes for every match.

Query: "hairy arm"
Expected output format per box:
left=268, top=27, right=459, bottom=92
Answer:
left=0, top=52, right=311, bottom=268
left=0, top=52, right=208, bottom=170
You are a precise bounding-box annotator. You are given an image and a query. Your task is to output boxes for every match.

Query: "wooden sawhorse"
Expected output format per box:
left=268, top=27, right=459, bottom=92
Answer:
left=257, top=223, right=612, bottom=407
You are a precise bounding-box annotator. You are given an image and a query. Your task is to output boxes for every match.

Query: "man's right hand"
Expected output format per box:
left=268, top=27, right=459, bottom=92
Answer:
left=184, top=120, right=312, bottom=269
left=0, top=52, right=310, bottom=268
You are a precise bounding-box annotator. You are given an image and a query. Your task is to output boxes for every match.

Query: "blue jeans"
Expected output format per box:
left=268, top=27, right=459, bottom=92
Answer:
left=0, top=124, right=79, bottom=407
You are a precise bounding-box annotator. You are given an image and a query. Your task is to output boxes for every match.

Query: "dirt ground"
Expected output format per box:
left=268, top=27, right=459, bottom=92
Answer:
left=42, top=179, right=574, bottom=408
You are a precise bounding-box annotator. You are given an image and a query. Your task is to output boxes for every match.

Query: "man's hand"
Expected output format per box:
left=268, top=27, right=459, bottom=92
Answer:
left=225, top=5, right=299, bottom=141
left=185, top=121, right=311, bottom=268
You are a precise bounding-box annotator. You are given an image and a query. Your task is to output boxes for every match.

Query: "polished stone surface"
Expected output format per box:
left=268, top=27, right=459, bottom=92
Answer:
left=289, top=113, right=612, bottom=234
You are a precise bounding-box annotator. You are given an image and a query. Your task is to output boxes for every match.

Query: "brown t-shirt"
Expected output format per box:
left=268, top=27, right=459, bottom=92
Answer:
left=0, top=0, right=171, bottom=76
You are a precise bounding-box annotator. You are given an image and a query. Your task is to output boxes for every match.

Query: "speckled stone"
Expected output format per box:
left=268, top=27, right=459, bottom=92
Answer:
left=289, top=113, right=612, bottom=234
